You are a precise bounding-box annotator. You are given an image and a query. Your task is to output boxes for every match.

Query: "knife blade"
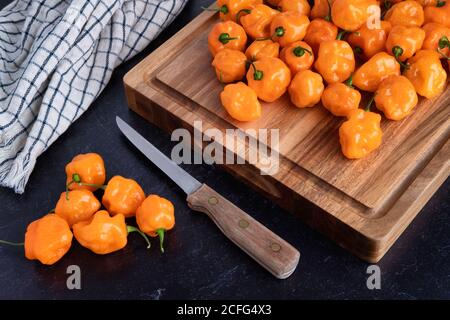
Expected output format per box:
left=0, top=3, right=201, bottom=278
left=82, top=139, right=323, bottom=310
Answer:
left=116, top=116, right=300, bottom=279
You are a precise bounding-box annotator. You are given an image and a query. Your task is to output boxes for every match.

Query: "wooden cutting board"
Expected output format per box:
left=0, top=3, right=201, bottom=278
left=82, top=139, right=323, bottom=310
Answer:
left=124, top=8, right=450, bottom=262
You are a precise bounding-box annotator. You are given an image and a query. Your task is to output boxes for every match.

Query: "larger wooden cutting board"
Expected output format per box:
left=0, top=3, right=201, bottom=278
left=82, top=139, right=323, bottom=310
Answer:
left=124, top=8, right=450, bottom=262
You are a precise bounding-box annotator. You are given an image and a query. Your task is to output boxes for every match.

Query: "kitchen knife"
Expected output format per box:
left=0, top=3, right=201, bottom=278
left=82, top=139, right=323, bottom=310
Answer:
left=116, top=116, right=300, bottom=279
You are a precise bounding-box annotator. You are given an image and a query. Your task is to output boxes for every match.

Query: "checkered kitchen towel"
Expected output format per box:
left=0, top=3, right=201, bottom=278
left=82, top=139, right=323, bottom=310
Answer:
left=0, top=0, right=187, bottom=193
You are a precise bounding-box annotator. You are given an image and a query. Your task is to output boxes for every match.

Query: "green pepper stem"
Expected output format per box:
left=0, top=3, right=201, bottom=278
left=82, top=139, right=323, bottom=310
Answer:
left=201, top=5, right=228, bottom=14
left=293, top=46, right=312, bottom=57
left=274, top=26, right=285, bottom=38
left=250, top=62, right=263, bottom=81
left=0, top=240, right=24, bottom=246
left=344, top=75, right=353, bottom=88
left=218, top=33, right=238, bottom=44
left=127, top=226, right=151, bottom=249
left=391, top=46, right=409, bottom=70
left=437, top=0, right=446, bottom=7
left=65, top=173, right=106, bottom=200
left=324, top=0, right=332, bottom=22
left=365, top=96, right=375, bottom=112
left=156, top=228, right=165, bottom=253
left=336, top=30, right=349, bottom=41
left=235, top=8, right=251, bottom=22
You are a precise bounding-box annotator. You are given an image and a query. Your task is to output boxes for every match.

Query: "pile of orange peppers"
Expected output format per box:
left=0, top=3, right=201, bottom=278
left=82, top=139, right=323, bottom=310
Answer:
left=207, top=0, right=449, bottom=159
left=1, top=153, right=175, bottom=265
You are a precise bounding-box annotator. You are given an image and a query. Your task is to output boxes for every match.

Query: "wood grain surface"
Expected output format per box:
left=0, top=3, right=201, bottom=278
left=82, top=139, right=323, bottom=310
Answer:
left=124, top=8, right=450, bottom=262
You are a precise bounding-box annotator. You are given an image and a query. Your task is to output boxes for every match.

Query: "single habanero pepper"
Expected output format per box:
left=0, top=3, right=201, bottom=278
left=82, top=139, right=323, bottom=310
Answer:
left=280, top=41, right=314, bottom=74
left=208, top=21, right=247, bottom=56
left=352, top=52, right=401, bottom=91
left=245, top=39, right=280, bottom=61
left=321, top=76, right=361, bottom=117
left=288, top=70, right=324, bottom=108
left=384, top=0, right=425, bottom=27
left=102, top=175, right=146, bottom=218
left=136, top=195, right=176, bottom=253
left=279, top=0, right=311, bottom=16
left=424, top=1, right=450, bottom=28
left=25, top=214, right=73, bottom=265
left=374, top=75, right=418, bottom=121
left=246, top=57, right=291, bottom=102
left=311, top=0, right=333, bottom=20
left=331, top=0, right=378, bottom=32
left=240, top=4, right=279, bottom=39
left=339, top=106, right=383, bottom=159
left=303, top=18, right=338, bottom=56
left=220, top=82, right=262, bottom=121
left=65, top=153, right=106, bottom=192
left=422, top=23, right=450, bottom=58
left=215, top=0, right=263, bottom=22
left=270, top=11, right=310, bottom=47
left=404, top=49, right=447, bottom=99
left=347, top=21, right=392, bottom=60
left=314, top=32, right=355, bottom=84
left=73, top=210, right=150, bottom=255
left=212, top=49, right=248, bottom=83
left=386, top=25, right=425, bottom=64
left=55, top=189, right=101, bottom=227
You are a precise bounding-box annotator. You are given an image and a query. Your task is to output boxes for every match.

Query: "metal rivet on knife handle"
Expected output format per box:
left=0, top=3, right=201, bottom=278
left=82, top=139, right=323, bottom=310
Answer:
left=208, top=196, right=218, bottom=205
left=238, top=219, right=249, bottom=229
left=271, top=243, right=282, bottom=252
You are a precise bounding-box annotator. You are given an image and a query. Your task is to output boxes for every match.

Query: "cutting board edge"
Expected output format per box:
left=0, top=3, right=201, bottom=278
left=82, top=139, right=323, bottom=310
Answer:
left=123, top=79, right=450, bottom=262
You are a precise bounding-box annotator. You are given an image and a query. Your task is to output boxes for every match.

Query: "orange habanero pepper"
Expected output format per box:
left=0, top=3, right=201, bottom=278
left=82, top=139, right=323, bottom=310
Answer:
left=245, top=39, right=280, bottom=61
left=303, top=18, right=338, bottom=56
left=73, top=210, right=150, bottom=255
left=353, top=52, right=401, bottom=91
left=65, top=153, right=106, bottom=192
left=339, top=108, right=383, bottom=159
left=331, top=0, right=378, bottom=32
left=240, top=4, right=279, bottom=39
left=280, top=41, right=314, bottom=74
left=321, top=77, right=361, bottom=117
left=246, top=57, right=291, bottom=102
left=347, top=21, right=392, bottom=60
left=386, top=25, right=425, bottom=63
left=270, top=11, right=310, bottom=47
left=315, top=33, right=355, bottom=84
left=55, top=189, right=101, bottom=226
left=25, top=214, right=73, bottom=265
left=288, top=70, right=324, bottom=108
left=220, top=82, right=262, bottom=121
left=102, top=175, right=146, bottom=218
left=374, top=75, right=418, bottom=120
left=422, top=23, right=450, bottom=58
left=384, top=0, right=425, bottom=27
left=311, top=0, right=333, bottom=20
left=279, top=0, right=311, bottom=16
left=216, top=0, right=263, bottom=22
left=424, top=1, right=450, bottom=28
left=136, top=195, right=175, bottom=253
left=212, top=49, right=248, bottom=83
left=404, top=49, right=447, bottom=99
left=208, top=21, right=247, bottom=56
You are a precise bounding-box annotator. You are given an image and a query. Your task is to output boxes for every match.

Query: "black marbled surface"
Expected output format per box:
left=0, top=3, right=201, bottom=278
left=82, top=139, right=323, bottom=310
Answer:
left=0, top=0, right=449, bottom=299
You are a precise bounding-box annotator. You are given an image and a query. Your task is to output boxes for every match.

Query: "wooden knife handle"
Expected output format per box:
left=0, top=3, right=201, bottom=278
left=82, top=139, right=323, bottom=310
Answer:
left=187, top=184, right=300, bottom=279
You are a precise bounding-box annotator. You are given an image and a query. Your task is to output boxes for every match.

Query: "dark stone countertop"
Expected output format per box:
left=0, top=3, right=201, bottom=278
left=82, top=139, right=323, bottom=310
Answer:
left=0, top=0, right=449, bottom=299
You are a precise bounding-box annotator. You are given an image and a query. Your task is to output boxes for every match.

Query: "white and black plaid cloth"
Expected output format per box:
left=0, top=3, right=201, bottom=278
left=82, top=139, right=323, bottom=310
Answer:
left=0, top=0, right=187, bottom=193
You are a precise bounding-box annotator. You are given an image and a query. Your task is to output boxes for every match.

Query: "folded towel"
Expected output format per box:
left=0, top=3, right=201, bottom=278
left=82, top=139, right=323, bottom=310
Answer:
left=0, top=0, right=187, bottom=193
